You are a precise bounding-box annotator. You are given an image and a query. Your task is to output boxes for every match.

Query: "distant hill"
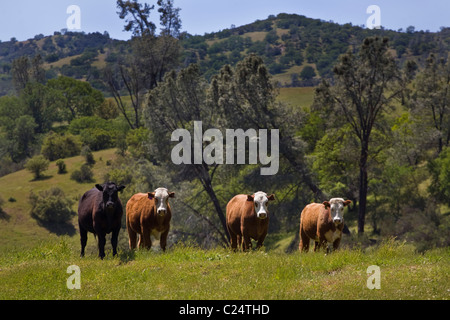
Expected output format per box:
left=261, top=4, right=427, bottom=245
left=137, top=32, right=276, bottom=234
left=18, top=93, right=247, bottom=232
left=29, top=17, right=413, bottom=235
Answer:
left=1, top=13, right=449, bottom=96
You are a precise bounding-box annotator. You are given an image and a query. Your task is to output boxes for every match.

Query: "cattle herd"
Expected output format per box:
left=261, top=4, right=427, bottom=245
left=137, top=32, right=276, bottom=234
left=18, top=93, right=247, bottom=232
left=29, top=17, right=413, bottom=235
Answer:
left=78, top=182, right=351, bottom=259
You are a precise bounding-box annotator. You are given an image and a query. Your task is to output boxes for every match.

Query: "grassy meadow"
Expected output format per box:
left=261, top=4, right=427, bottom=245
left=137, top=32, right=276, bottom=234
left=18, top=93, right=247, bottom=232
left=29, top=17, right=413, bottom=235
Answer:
left=0, top=238, right=448, bottom=300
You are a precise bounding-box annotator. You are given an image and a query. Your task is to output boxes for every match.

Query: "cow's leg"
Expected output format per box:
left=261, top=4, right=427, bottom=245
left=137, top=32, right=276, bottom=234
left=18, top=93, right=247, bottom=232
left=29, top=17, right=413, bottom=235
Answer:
left=316, top=237, right=327, bottom=254
left=160, top=229, right=169, bottom=252
left=111, top=228, right=120, bottom=257
left=314, top=240, right=320, bottom=252
left=332, top=238, right=341, bottom=252
left=129, top=231, right=137, bottom=250
left=128, top=225, right=137, bottom=250
left=256, top=232, right=267, bottom=250
left=242, top=235, right=252, bottom=252
left=236, top=234, right=242, bottom=251
left=138, top=234, right=143, bottom=248
left=229, top=230, right=238, bottom=252
left=142, top=229, right=152, bottom=250
left=299, top=226, right=310, bottom=252
left=79, top=223, right=88, bottom=258
left=97, top=233, right=106, bottom=259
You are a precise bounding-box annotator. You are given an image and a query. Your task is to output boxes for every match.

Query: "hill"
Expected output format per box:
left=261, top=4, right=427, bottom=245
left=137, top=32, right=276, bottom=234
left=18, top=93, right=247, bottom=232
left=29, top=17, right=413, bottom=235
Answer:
left=1, top=13, right=450, bottom=96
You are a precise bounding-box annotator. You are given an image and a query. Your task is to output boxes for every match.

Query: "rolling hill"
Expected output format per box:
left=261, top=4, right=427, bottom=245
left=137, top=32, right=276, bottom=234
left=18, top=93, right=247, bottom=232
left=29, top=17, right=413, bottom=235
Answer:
left=1, top=13, right=449, bottom=96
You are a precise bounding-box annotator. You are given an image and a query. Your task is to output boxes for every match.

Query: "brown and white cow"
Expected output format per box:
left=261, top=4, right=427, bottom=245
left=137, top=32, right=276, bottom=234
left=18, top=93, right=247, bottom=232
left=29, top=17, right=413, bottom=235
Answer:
left=226, top=191, right=275, bottom=251
left=126, top=188, right=175, bottom=251
left=298, top=198, right=351, bottom=253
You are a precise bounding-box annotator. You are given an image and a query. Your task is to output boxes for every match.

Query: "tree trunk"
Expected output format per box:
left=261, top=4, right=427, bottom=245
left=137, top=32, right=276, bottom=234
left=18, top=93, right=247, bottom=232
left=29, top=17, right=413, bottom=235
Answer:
left=358, top=141, right=369, bottom=234
left=203, top=178, right=230, bottom=245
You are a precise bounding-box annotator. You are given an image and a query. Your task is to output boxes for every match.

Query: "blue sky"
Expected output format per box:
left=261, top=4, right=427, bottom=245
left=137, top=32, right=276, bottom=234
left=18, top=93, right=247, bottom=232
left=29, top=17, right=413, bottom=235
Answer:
left=0, top=0, right=449, bottom=42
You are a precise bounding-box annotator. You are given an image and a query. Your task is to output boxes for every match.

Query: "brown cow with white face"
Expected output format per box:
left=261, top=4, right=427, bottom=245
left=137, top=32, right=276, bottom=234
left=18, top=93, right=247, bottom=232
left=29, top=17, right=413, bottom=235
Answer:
left=226, top=191, right=275, bottom=251
left=299, top=198, right=352, bottom=253
left=126, top=188, right=175, bottom=251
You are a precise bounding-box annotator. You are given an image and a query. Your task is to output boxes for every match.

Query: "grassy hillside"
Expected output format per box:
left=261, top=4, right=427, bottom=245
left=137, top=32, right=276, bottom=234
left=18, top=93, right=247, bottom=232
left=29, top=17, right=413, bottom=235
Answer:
left=278, top=87, right=315, bottom=109
left=0, top=238, right=448, bottom=300
left=0, top=149, right=118, bottom=252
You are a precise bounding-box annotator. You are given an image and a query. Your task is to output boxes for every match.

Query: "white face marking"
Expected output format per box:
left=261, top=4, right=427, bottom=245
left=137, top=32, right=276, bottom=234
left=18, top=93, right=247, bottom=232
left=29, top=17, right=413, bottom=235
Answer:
left=253, top=191, right=269, bottom=219
left=329, top=198, right=345, bottom=225
left=154, top=188, right=170, bottom=216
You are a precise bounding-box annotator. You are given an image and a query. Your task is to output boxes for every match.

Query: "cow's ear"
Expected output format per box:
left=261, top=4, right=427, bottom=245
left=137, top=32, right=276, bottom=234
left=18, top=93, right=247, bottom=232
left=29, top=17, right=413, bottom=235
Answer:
left=323, top=201, right=330, bottom=209
left=267, top=194, right=275, bottom=201
left=117, top=185, right=125, bottom=192
left=148, top=192, right=155, bottom=200
left=343, top=200, right=352, bottom=207
left=95, top=184, right=103, bottom=192
left=169, top=192, right=175, bottom=198
left=247, top=194, right=254, bottom=202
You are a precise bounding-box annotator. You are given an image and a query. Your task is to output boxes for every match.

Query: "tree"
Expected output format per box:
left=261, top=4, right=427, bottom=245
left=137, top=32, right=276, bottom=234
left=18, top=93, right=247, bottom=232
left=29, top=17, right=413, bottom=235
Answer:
left=41, top=132, right=82, bottom=161
left=313, top=37, right=402, bottom=234
left=117, top=0, right=156, bottom=37
left=25, top=155, right=50, bottom=180
left=12, top=116, right=38, bottom=160
left=300, top=66, right=316, bottom=80
left=107, top=0, right=182, bottom=129
left=428, top=147, right=450, bottom=206
left=11, top=55, right=46, bottom=94
left=144, top=64, right=230, bottom=245
left=410, top=53, right=450, bottom=154
left=210, top=54, right=325, bottom=200
left=158, top=0, right=182, bottom=37
left=47, top=76, right=105, bottom=122
left=20, top=82, right=55, bottom=134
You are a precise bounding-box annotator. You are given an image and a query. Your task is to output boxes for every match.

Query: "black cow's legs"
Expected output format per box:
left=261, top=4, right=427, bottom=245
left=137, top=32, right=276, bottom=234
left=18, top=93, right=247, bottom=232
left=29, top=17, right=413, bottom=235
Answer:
left=97, top=233, right=106, bottom=259
left=79, top=224, right=88, bottom=258
left=111, top=229, right=119, bottom=256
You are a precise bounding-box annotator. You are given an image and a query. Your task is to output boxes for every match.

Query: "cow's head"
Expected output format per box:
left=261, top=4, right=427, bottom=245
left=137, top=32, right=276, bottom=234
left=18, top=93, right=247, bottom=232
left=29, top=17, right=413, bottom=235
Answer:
left=323, top=198, right=351, bottom=226
left=247, top=191, right=275, bottom=219
left=96, top=182, right=125, bottom=212
left=148, top=187, right=175, bottom=216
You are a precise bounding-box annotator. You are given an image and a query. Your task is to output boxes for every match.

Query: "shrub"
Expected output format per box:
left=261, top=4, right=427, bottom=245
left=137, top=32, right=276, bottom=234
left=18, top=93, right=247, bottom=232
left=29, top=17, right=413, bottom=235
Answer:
left=70, top=164, right=94, bottom=183
left=300, top=65, right=316, bottom=80
left=80, top=128, right=115, bottom=151
left=428, top=147, right=450, bottom=206
left=41, top=132, right=82, bottom=161
left=29, top=187, right=75, bottom=223
left=25, top=155, right=50, bottom=180
left=56, top=159, right=67, bottom=174
left=81, top=146, right=95, bottom=165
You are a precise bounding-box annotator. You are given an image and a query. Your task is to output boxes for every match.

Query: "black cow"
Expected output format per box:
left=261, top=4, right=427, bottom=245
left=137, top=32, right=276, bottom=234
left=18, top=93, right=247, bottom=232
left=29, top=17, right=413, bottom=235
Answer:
left=78, top=182, right=125, bottom=259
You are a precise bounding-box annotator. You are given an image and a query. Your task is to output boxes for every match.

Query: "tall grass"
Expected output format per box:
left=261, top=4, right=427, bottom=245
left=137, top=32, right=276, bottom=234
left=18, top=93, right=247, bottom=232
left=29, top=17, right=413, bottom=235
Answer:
left=0, top=238, right=448, bottom=300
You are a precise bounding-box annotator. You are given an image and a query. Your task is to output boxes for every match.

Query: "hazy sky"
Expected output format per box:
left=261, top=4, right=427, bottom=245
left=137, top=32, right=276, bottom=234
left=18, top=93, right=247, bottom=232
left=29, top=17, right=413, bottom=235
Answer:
left=0, top=0, right=449, bottom=42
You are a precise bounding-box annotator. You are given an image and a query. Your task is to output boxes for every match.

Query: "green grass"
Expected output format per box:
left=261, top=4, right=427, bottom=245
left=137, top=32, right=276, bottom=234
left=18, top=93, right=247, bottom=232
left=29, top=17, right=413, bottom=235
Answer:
left=277, top=87, right=315, bottom=109
left=0, top=238, right=448, bottom=300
